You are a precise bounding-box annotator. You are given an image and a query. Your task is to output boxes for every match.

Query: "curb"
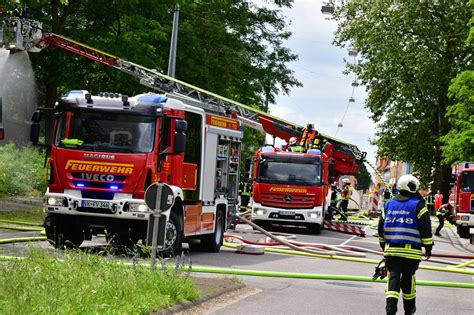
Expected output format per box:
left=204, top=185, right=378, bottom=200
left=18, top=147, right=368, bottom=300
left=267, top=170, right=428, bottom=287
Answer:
left=155, top=277, right=246, bottom=314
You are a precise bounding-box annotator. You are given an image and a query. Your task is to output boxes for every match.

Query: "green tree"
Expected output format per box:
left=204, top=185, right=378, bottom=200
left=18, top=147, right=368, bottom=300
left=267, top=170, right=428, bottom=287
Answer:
left=333, top=0, right=472, bottom=200
left=442, top=0, right=474, bottom=164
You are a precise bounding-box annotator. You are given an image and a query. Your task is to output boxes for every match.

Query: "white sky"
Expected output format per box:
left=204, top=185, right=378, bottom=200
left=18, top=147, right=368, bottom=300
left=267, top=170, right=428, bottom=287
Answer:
left=257, top=0, right=377, bottom=165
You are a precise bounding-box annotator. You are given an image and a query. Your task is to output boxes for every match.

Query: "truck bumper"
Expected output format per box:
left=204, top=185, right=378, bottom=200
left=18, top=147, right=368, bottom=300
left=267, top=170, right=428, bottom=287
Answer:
left=456, top=213, right=474, bottom=230
left=43, top=189, right=152, bottom=222
left=250, top=202, right=324, bottom=226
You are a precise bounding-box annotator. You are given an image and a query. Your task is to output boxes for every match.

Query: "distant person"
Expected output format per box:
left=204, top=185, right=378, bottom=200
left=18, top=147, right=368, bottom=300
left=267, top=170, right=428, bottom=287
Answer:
left=378, top=174, right=432, bottom=315
left=239, top=176, right=252, bottom=213
left=435, top=203, right=456, bottom=236
left=340, top=180, right=352, bottom=219
left=424, top=190, right=435, bottom=215
left=286, top=137, right=304, bottom=152
left=435, top=190, right=443, bottom=211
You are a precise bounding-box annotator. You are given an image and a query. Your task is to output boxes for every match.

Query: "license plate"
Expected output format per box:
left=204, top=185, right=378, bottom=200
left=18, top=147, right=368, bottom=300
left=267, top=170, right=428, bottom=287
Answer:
left=279, top=210, right=295, bottom=216
left=82, top=200, right=111, bottom=209
left=470, top=228, right=474, bottom=234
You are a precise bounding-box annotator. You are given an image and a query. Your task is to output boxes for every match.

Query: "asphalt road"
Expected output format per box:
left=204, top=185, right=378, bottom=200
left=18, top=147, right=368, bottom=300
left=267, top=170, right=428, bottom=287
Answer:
left=1, top=220, right=473, bottom=315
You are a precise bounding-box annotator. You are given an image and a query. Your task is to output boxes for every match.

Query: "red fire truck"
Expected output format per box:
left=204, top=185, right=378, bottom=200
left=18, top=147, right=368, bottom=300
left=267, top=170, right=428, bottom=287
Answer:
left=1, top=17, right=365, bottom=252
left=452, top=162, right=474, bottom=242
left=248, top=123, right=365, bottom=234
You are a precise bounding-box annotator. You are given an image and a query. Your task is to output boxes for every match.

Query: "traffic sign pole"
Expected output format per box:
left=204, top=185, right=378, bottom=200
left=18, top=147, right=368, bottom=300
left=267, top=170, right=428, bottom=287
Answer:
left=151, top=185, right=163, bottom=268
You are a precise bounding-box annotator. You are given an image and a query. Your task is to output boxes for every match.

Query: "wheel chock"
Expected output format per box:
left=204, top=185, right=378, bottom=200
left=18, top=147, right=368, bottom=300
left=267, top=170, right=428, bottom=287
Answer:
left=324, top=221, right=366, bottom=237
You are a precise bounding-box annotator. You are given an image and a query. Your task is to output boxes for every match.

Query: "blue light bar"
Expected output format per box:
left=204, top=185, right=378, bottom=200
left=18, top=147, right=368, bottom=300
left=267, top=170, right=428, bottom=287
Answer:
left=110, top=185, right=119, bottom=190
left=65, top=90, right=89, bottom=97
left=138, top=94, right=167, bottom=104
left=307, top=149, right=321, bottom=155
left=76, top=182, right=85, bottom=187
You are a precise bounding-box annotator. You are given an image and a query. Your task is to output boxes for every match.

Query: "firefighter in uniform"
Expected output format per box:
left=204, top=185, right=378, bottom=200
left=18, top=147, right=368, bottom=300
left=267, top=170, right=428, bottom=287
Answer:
left=286, top=137, right=304, bottom=152
left=424, top=191, right=435, bottom=215
left=378, top=174, right=433, bottom=315
left=239, top=176, right=253, bottom=213
left=340, top=180, right=352, bottom=219
left=435, top=202, right=456, bottom=236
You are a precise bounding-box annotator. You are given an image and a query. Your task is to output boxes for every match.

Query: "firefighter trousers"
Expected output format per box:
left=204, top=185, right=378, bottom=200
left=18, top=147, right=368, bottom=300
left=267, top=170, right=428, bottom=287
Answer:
left=385, top=256, right=419, bottom=315
left=240, top=195, right=250, bottom=212
left=435, top=215, right=444, bottom=235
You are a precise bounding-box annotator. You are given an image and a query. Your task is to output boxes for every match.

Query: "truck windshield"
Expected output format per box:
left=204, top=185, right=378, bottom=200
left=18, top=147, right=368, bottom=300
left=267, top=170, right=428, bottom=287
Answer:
left=55, top=111, right=155, bottom=153
left=460, top=171, right=474, bottom=192
left=257, top=155, right=321, bottom=186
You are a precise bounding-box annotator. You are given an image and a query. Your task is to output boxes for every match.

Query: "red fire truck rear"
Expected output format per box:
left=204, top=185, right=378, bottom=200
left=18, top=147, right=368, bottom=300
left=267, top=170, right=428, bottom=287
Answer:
left=32, top=91, right=243, bottom=253
left=452, top=162, right=474, bottom=242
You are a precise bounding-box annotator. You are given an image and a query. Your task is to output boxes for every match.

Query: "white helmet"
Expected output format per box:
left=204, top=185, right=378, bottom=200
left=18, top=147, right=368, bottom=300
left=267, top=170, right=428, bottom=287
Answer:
left=397, top=174, right=420, bottom=193
left=289, top=137, right=297, bottom=145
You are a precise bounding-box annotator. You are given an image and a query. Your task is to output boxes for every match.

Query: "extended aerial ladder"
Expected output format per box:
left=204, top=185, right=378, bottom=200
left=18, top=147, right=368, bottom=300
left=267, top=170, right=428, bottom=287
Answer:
left=1, top=17, right=366, bottom=177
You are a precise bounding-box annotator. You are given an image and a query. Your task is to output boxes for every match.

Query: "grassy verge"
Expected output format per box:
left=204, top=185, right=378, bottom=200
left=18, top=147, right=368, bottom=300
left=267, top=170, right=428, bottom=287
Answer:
left=0, top=209, right=44, bottom=225
left=0, top=248, right=199, bottom=314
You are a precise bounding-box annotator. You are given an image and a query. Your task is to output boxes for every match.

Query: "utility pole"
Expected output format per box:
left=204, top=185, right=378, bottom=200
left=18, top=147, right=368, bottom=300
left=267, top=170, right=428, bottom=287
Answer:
left=167, top=4, right=179, bottom=78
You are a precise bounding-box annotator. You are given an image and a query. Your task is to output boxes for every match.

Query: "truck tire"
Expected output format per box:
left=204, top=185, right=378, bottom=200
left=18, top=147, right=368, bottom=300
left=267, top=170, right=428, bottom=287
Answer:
left=457, top=226, right=471, bottom=239
left=160, top=211, right=183, bottom=257
left=200, top=210, right=225, bottom=253
left=307, top=223, right=322, bottom=235
left=44, top=214, right=83, bottom=249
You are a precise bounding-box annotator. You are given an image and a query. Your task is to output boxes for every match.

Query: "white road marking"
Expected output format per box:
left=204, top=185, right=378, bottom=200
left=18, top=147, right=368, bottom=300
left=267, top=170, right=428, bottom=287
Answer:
left=340, top=235, right=357, bottom=246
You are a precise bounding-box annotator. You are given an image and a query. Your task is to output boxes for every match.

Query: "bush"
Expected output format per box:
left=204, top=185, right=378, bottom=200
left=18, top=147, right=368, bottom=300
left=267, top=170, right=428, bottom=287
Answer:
left=0, top=143, right=46, bottom=197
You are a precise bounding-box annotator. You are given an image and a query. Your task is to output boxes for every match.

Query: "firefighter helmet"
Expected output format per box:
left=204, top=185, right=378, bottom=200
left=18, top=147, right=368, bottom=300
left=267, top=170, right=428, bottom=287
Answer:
left=289, top=137, right=297, bottom=145
left=397, top=174, right=420, bottom=193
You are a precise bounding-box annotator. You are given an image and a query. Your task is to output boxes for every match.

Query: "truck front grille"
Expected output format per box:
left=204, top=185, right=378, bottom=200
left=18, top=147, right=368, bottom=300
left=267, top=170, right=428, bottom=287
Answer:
left=81, top=191, right=115, bottom=200
left=260, top=192, right=314, bottom=209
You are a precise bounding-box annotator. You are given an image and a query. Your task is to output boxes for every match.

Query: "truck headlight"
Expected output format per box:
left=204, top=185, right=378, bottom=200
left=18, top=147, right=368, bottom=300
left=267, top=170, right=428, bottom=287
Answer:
left=255, top=208, right=266, bottom=215
left=46, top=197, right=67, bottom=206
left=127, top=202, right=149, bottom=212
left=137, top=204, right=149, bottom=212
left=308, top=212, right=320, bottom=218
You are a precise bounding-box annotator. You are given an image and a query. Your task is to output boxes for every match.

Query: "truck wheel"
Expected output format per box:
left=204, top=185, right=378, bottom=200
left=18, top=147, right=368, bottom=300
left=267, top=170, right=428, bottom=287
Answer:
left=200, top=210, right=225, bottom=253
left=307, top=223, right=322, bottom=235
left=160, top=211, right=183, bottom=257
left=44, top=214, right=83, bottom=249
left=457, top=226, right=470, bottom=239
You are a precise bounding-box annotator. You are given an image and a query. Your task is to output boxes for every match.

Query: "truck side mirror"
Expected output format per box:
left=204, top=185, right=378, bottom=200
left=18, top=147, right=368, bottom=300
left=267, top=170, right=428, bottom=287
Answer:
left=30, top=123, right=40, bottom=145
left=30, top=110, right=42, bottom=145
left=173, top=119, right=187, bottom=154
left=327, top=163, right=335, bottom=184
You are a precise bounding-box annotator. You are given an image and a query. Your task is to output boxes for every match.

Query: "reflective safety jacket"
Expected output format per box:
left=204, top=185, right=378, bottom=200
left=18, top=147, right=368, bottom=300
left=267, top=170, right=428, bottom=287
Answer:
left=239, top=181, right=252, bottom=196
left=378, top=194, right=433, bottom=260
left=425, top=194, right=434, bottom=205
left=287, top=145, right=304, bottom=153
left=341, top=186, right=352, bottom=200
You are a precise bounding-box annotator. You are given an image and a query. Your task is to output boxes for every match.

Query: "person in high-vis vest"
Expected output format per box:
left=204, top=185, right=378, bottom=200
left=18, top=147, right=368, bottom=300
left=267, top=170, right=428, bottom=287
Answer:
left=286, top=137, right=304, bottom=153
left=378, top=174, right=433, bottom=315
left=239, top=177, right=253, bottom=213
left=339, top=181, right=352, bottom=219
left=435, top=202, right=456, bottom=236
left=424, top=190, right=435, bottom=215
